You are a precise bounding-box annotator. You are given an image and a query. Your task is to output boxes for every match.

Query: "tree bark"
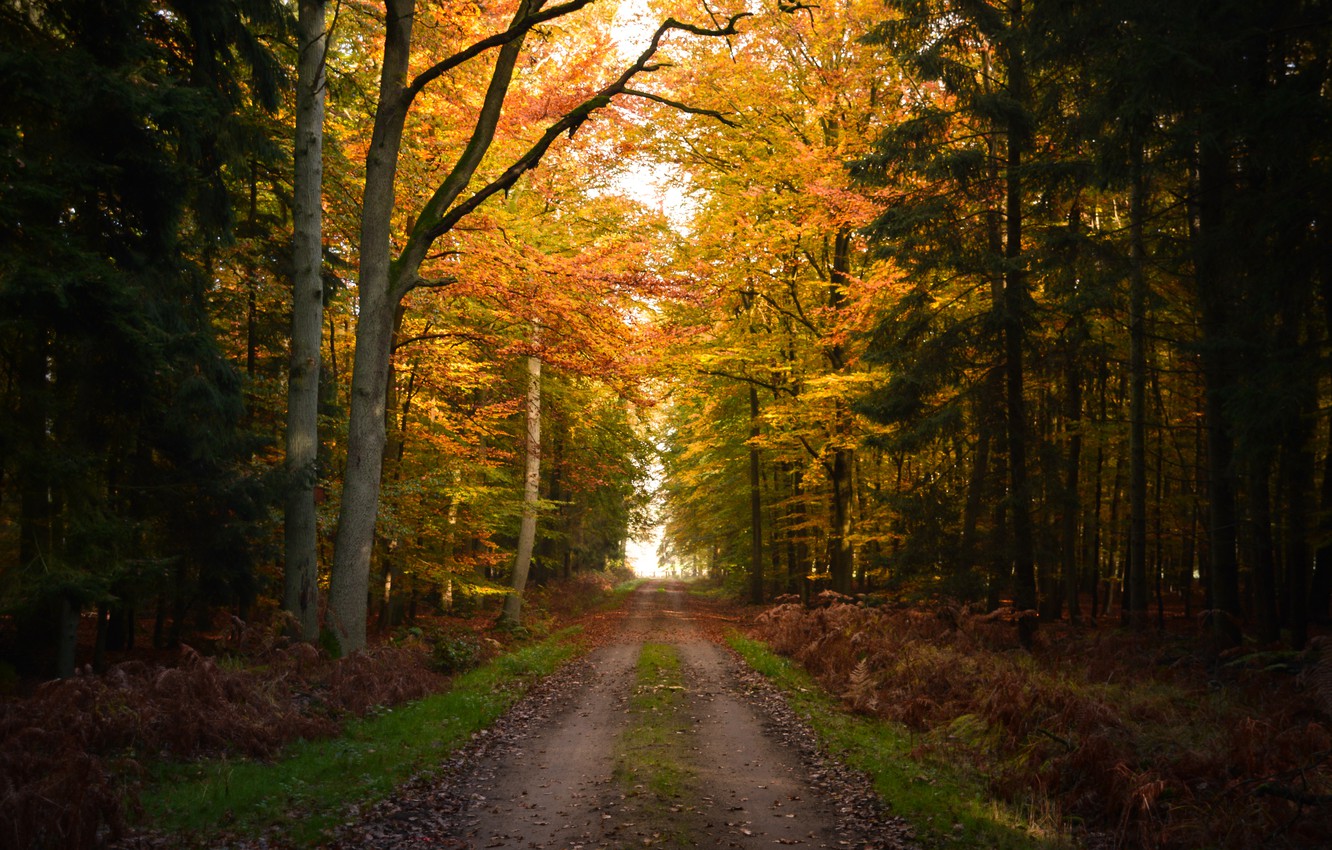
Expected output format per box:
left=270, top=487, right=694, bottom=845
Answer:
left=828, top=230, right=855, bottom=595
left=283, top=0, right=327, bottom=643
left=327, top=0, right=415, bottom=655
left=749, top=384, right=764, bottom=604
left=1193, top=142, right=1243, bottom=647
left=502, top=335, right=543, bottom=625
left=1127, top=138, right=1150, bottom=629
left=1062, top=355, right=1083, bottom=624
left=1002, top=0, right=1036, bottom=645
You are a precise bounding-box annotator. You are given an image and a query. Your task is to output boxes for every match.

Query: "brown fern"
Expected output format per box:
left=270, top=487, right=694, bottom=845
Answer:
left=842, top=658, right=879, bottom=714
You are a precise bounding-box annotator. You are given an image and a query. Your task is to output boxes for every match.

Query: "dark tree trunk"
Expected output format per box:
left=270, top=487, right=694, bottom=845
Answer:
left=1002, top=2, right=1037, bottom=645
left=1062, top=356, right=1083, bottom=624
left=1193, top=143, right=1244, bottom=647
left=1127, top=139, right=1150, bottom=629
left=749, top=384, right=764, bottom=604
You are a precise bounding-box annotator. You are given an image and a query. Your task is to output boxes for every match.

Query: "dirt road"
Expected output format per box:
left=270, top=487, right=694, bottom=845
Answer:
left=337, top=582, right=911, bottom=850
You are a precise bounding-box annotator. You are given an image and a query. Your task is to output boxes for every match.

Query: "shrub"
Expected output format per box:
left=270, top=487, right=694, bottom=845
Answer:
left=751, top=600, right=1332, bottom=849
left=428, top=632, right=482, bottom=675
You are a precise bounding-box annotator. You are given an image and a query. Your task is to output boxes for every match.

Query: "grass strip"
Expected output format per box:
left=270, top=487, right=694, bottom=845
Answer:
left=727, top=633, right=1071, bottom=850
left=612, top=642, right=696, bottom=844
left=140, top=628, right=584, bottom=847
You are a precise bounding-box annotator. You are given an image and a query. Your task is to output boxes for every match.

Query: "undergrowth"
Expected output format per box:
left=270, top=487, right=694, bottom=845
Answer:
left=139, top=632, right=581, bottom=846
left=730, top=634, right=1068, bottom=850
left=0, top=569, right=628, bottom=850
left=0, top=633, right=440, bottom=850
left=749, top=601, right=1332, bottom=849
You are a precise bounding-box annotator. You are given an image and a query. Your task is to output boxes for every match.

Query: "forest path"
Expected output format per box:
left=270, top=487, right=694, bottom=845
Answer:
left=452, top=581, right=837, bottom=849
left=335, top=581, right=912, bottom=849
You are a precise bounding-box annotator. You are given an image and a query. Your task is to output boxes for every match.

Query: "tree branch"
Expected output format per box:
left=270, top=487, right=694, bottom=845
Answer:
left=698, top=367, right=804, bottom=401
left=622, top=88, right=741, bottom=127
left=414, top=12, right=752, bottom=253
left=393, top=329, right=493, bottom=353
left=406, top=0, right=598, bottom=100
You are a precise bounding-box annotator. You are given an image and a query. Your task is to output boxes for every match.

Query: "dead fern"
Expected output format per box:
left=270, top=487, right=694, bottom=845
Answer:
left=0, top=632, right=444, bottom=850
left=842, top=658, right=879, bottom=713
left=749, top=597, right=1332, bottom=849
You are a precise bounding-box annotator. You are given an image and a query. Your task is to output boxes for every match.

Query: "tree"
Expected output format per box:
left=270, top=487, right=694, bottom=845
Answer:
left=500, top=324, right=542, bottom=625
left=325, top=0, right=749, bottom=654
left=284, top=0, right=329, bottom=642
left=0, top=0, right=289, bottom=674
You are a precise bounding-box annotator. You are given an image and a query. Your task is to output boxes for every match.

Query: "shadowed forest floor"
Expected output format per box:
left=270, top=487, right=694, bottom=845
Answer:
left=6, top=578, right=1332, bottom=850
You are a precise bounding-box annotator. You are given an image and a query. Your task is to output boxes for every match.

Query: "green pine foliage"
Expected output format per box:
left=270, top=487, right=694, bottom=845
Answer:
left=0, top=0, right=291, bottom=674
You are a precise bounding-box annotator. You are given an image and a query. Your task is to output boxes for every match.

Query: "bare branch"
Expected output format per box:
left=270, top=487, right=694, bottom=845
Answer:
left=393, top=329, right=491, bottom=353
left=698, top=368, right=798, bottom=399
left=406, top=0, right=597, bottom=100
left=622, top=88, right=740, bottom=127
left=412, top=274, right=459, bottom=289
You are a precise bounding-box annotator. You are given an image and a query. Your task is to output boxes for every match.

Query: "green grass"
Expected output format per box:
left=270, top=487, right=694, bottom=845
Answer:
left=612, top=642, right=697, bottom=843
left=612, top=577, right=646, bottom=600
left=140, top=629, right=584, bottom=847
left=727, top=634, right=1073, bottom=850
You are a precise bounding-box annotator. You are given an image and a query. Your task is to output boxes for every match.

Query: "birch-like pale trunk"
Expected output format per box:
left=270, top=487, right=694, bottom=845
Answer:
left=283, top=0, right=327, bottom=642
left=502, top=332, right=542, bottom=625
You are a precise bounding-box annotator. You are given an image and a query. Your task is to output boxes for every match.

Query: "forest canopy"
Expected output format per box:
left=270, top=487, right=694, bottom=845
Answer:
left=2, top=0, right=1330, bottom=676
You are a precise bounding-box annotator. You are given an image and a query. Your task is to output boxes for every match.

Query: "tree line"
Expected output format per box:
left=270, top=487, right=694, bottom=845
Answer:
left=654, top=0, right=1332, bottom=649
left=1, top=0, right=745, bottom=676
left=3, top=0, right=1329, bottom=676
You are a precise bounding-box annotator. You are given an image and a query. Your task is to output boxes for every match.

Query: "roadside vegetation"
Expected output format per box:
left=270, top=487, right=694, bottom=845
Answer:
left=142, top=634, right=581, bottom=847
left=737, top=597, right=1332, bottom=850
left=0, top=571, right=631, bottom=850
left=729, top=633, right=1067, bottom=850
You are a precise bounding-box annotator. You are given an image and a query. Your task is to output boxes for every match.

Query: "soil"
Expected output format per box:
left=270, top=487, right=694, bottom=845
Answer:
left=334, top=581, right=916, bottom=850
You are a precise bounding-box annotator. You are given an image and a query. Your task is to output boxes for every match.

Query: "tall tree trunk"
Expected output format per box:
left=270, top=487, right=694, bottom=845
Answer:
left=828, top=230, right=855, bottom=595
left=749, top=384, right=764, bottom=604
left=791, top=468, right=809, bottom=599
left=1127, top=138, right=1150, bottom=629
left=377, top=327, right=413, bottom=633
left=1249, top=453, right=1279, bottom=642
left=502, top=333, right=542, bottom=625
left=1002, top=0, right=1036, bottom=645
left=1313, top=237, right=1332, bottom=623
left=1283, top=413, right=1314, bottom=649
left=960, top=377, right=997, bottom=595
left=283, top=0, right=328, bottom=643
left=16, top=328, right=50, bottom=575
left=327, top=0, right=415, bottom=655
left=1193, top=143, right=1243, bottom=647
left=1062, top=354, right=1083, bottom=624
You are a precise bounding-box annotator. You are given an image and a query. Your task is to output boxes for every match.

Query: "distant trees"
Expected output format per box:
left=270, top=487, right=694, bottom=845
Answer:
left=655, top=0, right=1332, bottom=649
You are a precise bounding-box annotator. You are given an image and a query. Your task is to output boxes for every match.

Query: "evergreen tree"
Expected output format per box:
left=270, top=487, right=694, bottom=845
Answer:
left=0, top=0, right=289, bottom=674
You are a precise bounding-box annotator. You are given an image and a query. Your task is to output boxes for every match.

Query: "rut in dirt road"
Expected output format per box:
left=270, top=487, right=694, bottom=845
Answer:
left=336, top=582, right=914, bottom=850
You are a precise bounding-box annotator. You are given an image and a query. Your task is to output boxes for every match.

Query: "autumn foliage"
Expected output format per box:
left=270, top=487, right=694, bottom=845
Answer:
left=754, top=599, right=1332, bottom=848
left=0, top=620, right=441, bottom=850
